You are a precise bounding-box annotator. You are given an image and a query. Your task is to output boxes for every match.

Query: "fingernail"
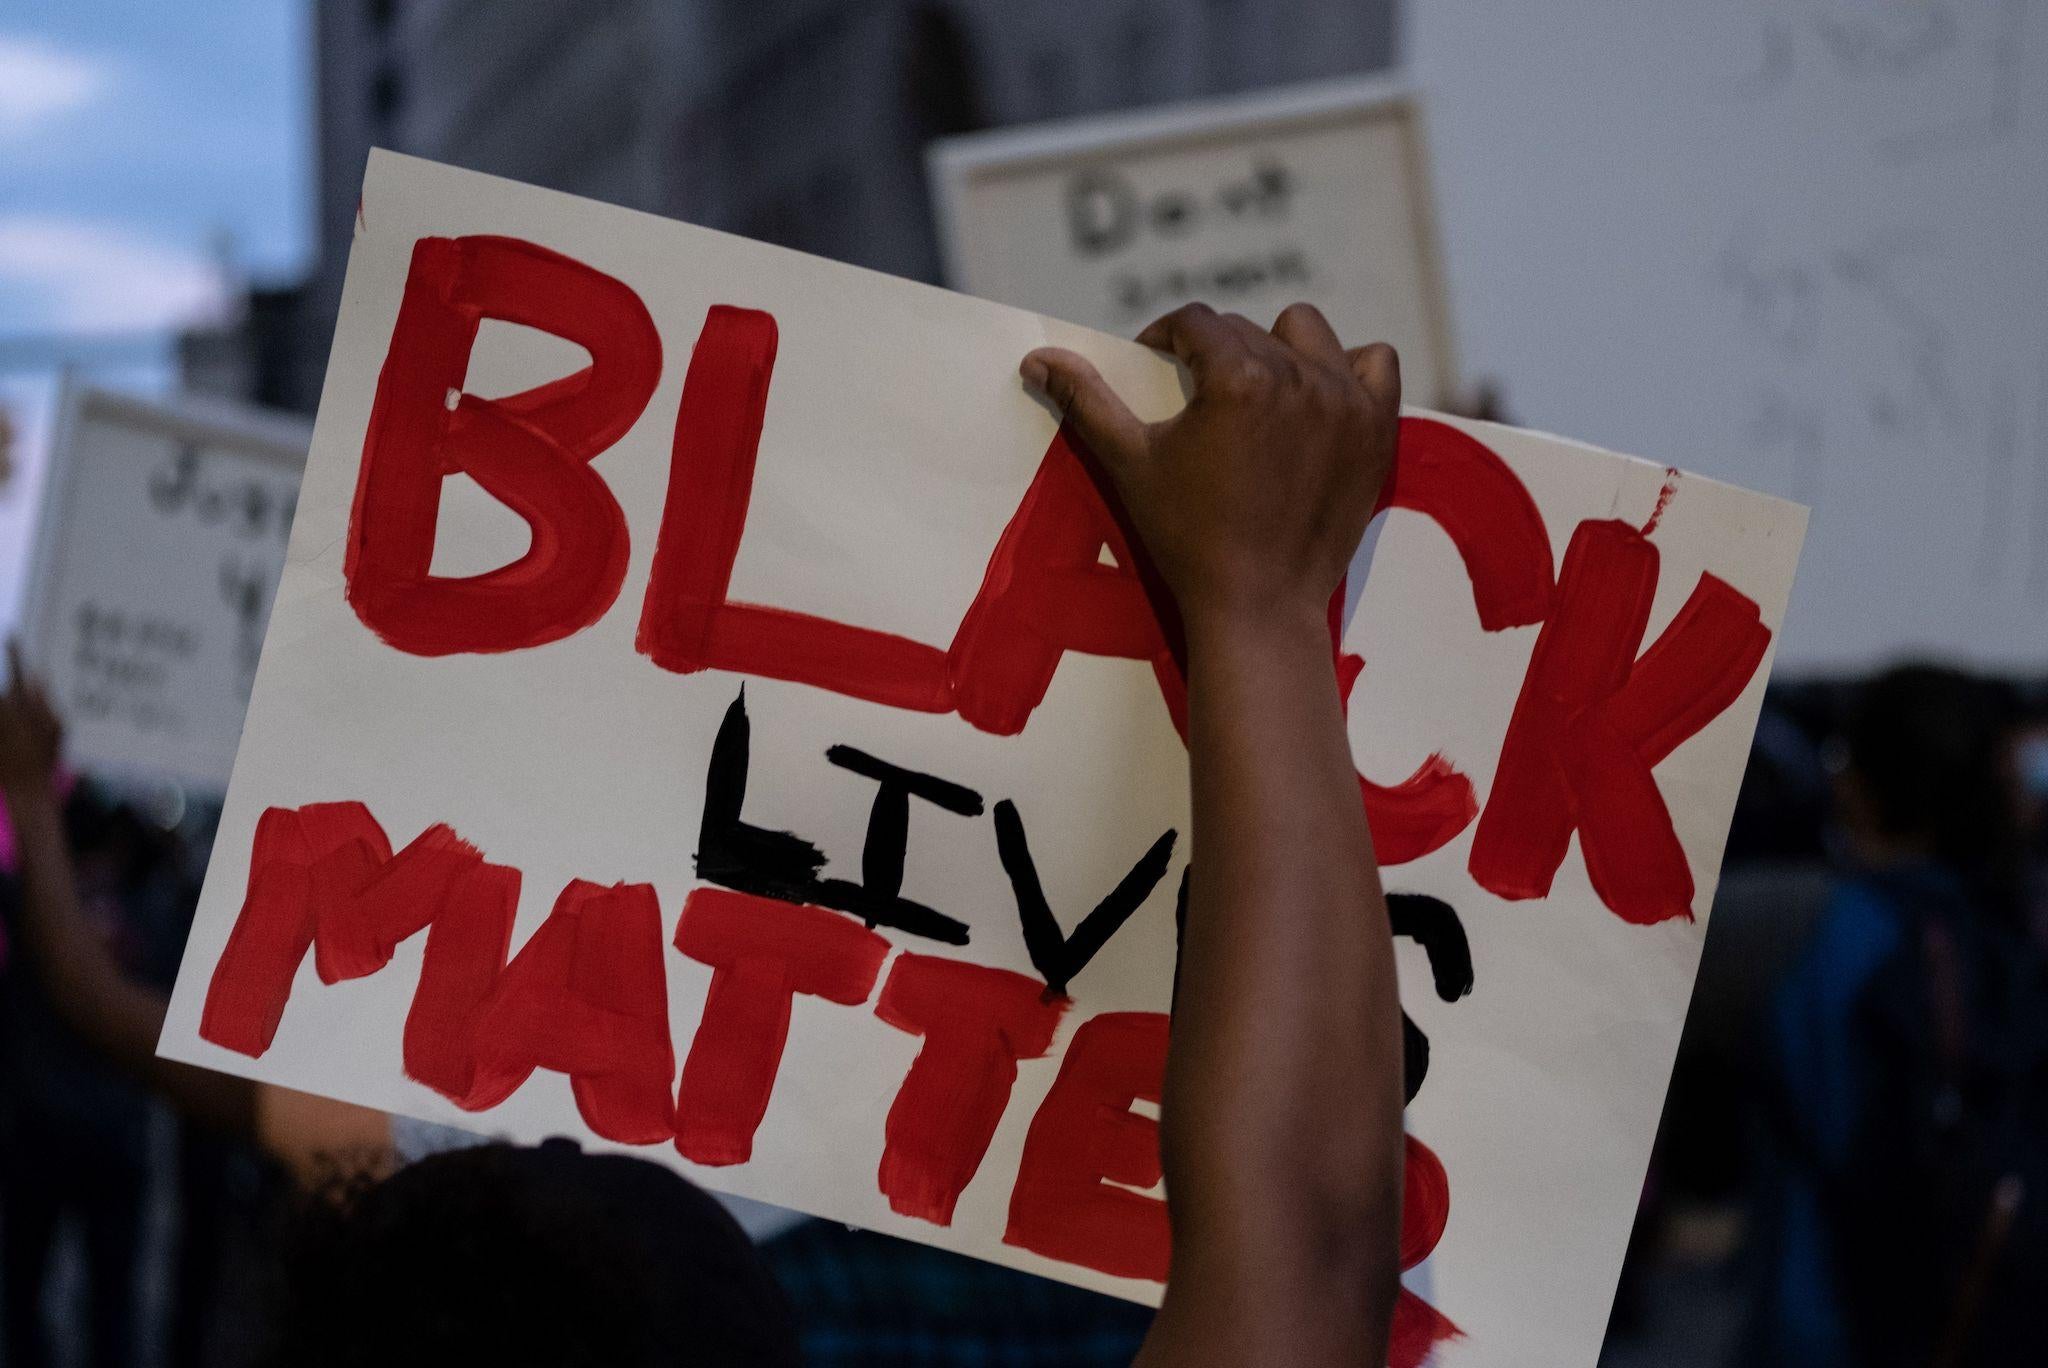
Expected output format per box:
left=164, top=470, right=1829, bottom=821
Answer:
left=1019, top=356, right=1049, bottom=391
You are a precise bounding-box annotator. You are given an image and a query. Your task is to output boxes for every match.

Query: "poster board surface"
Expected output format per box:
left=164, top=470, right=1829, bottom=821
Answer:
left=930, top=76, right=1459, bottom=407
left=22, top=384, right=307, bottom=790
left=160, top=151, right=1805, bottom=1368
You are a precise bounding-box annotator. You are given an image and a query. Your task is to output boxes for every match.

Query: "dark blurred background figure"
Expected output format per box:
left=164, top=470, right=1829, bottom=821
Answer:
left=2015, top=689, right=2048, bottom=944
left=1610, top=668, right=2048, bottom=1368
left=1745, top=666, right=2046, bottom=1367
left=0, top=788, right=184, bottom=1368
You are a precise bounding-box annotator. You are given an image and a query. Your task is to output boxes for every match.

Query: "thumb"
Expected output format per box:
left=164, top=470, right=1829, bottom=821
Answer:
left=1020, top=348, right=1148, bottom=471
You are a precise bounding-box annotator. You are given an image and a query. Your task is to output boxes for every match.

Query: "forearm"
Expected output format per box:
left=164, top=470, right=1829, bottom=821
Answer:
left=2, top=782, right=255, bottom=1136
left=1159, top=602, right=1404, bottom=1355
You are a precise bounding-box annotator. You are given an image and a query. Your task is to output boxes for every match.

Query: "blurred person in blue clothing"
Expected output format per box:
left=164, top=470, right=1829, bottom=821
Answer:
left=1748, top=665, right=2047, bottom=1368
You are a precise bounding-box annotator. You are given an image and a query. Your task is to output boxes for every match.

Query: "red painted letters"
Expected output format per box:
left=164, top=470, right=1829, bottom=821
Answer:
left=462, top=880, right=677, bottom=1145
left=201, top=802, right=397, bottom=1055
left=874, top=954, right=1067, bottom=1224
left=1468, top=519, right=1770, bottom=923
left=1392, top=1135, right=1464, bottom=1366
left=1004, top=1011, right=1172, bottom=1282
left=346, top=236, right=661, bottom=654
left=638, top=307, right=956, bottom=710
left=672, top=888, right=890, bottom=1165
left=950, top=430, right=1187, bottom=738
left=1342, top=417, right=1555, bottom=865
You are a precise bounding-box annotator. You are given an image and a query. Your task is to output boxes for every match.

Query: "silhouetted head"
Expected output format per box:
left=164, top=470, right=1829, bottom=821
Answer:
left=1839, top=663, right=2021, bottom=906
left=266, top=1140, right=801, bottom=1368
left=62, top=785, right=172, bottom=892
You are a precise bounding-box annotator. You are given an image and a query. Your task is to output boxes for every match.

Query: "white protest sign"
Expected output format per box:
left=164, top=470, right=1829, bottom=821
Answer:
left=160, top=152, right=1804, bottom=1367
left=22, top=384, right=307, bottom=790
left=930, top=76, right=1459, bottom=407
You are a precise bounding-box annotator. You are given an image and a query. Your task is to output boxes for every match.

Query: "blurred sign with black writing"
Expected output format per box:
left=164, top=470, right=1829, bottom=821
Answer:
left=929, top=76, right=1459, bottom=406
left=21, top=384, right=307, bottom=789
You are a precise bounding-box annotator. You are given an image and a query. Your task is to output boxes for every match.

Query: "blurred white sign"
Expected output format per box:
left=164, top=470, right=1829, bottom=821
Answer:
left=22, top=383, right=307, bottom=789
left=930, top=76, right=1460, bottom=406
left=1411, top=0, right=2048, bottom=670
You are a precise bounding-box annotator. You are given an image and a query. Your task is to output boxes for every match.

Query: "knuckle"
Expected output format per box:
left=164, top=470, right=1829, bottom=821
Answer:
left=1212, top=356, right=1271, bottom=400
left=1278, top=357, right=1325, bottom=400
left=1313, top=369, right=1361, bottom=415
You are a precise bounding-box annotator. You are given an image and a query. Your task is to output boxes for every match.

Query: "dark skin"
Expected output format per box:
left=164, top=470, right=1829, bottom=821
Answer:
left=0, top=298, right=1405, bottom=1361
left=1024, top=300, right=1406, bottom=1366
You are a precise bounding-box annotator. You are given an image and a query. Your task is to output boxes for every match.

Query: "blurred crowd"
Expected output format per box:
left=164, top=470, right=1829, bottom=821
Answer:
left=1616, top=668, right=2048, bottom=1367
left=0, top=781, right=276, bottom=1368
left=0, top=661, right=2042, bottom=1366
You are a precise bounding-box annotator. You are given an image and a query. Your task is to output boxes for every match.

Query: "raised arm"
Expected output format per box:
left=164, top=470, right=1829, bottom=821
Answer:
left=0, top=642, right=259, bottom=1135
left=1022, top=303, right=1405, bottom=1366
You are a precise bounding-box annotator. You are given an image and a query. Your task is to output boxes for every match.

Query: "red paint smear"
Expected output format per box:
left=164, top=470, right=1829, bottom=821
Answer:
left=344, top=235, right=659, bottom=654
left=638, top=306, right=953, bottom=711
left=1354, top=756, right=1482, bottom=867
left=672, top=888, right=889, bottom=1166
left=949, top=426, right=1184, bottom=737
left=1390, top=1289, right=1464, bottom=1368
left=1004, top=1011, right=1171, bottom=1283
left=309, top=822, right=481, bottom=983
left=1388, top=1136, right=1462, bottom=1366
left=874, top=954, right=1067, bottom=1225
left=403, top=859, right=519, bottom=1102
left=1331, top=603, right=1478, bottom=867
left=1469, top=520, right=1771, bottom=922
left=198, top=803, right=521, bottom=1104
left=1562, top=574, right=1770, bottom=923
left=462, top=880, right=677, bottom=1145
left=1333, top=418, right=1553, bottom=865
left=1058, top=425, right=1192, bottom=732
left=1641, top=467, right=1681, bottom=536
left=1379, top=418, right=1554, bottom=632
left=1400, top=1134, right=1451, bottom=1269
left=200, top=803, right=391, bottom=1056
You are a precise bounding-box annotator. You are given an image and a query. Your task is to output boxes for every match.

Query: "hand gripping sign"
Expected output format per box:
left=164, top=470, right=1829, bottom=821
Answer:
left=160, top=153, right=1804, bottom=1368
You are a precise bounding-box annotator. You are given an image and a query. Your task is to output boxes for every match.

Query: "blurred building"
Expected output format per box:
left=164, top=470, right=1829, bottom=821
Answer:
left=182, top=0, right=1397, bottom=414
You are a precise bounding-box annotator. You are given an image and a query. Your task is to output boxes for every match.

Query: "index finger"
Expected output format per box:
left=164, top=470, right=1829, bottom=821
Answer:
left=1134, top=303, right=1248, bottom=383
